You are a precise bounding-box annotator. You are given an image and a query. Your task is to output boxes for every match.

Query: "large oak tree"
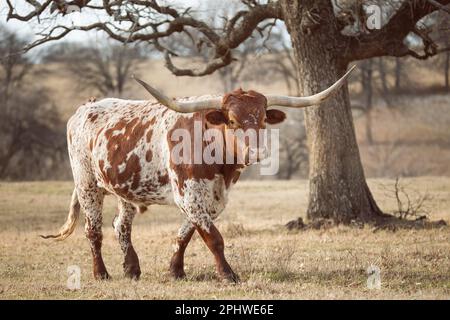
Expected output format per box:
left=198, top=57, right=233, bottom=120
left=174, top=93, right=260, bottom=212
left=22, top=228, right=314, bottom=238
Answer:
left=6, top=0, right=449, bottom=223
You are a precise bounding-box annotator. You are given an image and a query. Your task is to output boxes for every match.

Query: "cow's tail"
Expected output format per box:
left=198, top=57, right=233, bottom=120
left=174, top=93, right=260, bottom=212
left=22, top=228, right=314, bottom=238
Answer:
left=41, top=189, right=80, bottom=241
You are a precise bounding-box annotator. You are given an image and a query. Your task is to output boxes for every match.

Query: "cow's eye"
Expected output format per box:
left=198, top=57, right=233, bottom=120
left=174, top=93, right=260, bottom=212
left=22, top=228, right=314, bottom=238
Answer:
left=229, top=119, right=236, bottom=126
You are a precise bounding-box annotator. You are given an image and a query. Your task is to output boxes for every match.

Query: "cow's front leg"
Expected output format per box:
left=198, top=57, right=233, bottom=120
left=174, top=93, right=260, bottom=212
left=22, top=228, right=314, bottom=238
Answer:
left=195, top=218, right=239, bottom=283
left=113, top=199, right=141, bottom=280
left=170, top=219, right=195, bottom=279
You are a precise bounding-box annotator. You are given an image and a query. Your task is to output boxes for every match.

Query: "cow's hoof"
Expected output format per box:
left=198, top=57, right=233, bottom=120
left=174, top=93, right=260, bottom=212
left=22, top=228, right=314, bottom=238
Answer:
left=169, top=260, right=186, bottom=280
left=94, top=271, right=111, bottom=280
left=124, top=265, right=141, bottom=280
left=93, top=262, right=111, bottom=280
left=221, top=271, right=240, bottom=284
left=170, top=268, right=186, bottom=280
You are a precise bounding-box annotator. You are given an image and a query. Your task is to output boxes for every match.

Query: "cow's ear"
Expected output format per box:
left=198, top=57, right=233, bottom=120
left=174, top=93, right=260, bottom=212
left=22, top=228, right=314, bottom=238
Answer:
left=205, top=110, right=228, bottom=125
left=265, top=109, right=286, bottom=125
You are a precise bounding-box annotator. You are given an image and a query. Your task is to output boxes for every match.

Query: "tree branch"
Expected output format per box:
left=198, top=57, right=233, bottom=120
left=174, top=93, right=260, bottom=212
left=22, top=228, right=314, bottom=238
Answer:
left=342, top=0, right=450, bottom=62
left=163, top=50, right=233, bottom=77
left=6, top=0, right=53, bottom=21
left=7, top=0, right=282, bottom=77
left=427, top=0, right=450, bottom=14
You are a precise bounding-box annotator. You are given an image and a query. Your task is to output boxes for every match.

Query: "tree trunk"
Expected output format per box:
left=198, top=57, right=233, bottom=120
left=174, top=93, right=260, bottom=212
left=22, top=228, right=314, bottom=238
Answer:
left=395, top=57, right=402, bottom=91
left=365, top=109, right=373, bottom=145
left=445, top=51, right=449, bottom=90
left=378, top=57, right=392, bottom=108
left=363, top=60, right=374, bottom=145
left=280, top=0, right=383, bottom=223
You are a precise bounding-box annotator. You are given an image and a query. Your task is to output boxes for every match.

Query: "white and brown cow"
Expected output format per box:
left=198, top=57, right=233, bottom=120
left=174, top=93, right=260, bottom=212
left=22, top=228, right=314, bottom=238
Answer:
left=43, top=66, right=355, bottom=282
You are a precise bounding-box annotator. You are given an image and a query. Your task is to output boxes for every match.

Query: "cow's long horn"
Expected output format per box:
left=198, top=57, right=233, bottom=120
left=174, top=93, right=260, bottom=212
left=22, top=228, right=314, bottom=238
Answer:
left=132, top=75, right=222, bottom=113
left=266, top=65, right=357, bottom=108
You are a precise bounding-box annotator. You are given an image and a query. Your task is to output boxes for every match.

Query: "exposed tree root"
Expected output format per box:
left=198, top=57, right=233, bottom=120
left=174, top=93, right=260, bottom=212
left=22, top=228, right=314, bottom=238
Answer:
left=370, top=215, right=447, bottom=232
left=285, top=217, right=335, bottom=231
left=285, top=214, right=447, bottom=232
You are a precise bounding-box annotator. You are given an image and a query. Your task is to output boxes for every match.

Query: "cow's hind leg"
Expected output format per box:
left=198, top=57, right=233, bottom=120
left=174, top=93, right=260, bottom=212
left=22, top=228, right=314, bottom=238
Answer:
left=194, top=218, right=239, bottom=283
left=113, top=199, right=141, bottom=279
left=170, top=219, right=195, bottom=279
left=78, top=187, right=110, bottom=280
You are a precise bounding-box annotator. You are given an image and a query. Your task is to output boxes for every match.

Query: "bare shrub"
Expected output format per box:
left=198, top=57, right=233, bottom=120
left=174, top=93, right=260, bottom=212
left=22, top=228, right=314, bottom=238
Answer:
left=263, top=244, right=296, bottom=282
left=230, top=244, right=257, bottom=277
left=382, top=177, right=432, bottom=220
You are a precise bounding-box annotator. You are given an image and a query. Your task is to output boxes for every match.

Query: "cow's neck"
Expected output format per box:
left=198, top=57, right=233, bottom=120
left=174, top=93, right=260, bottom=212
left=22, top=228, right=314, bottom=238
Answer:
left=201, top=115, right=245, bottom=189
left=221, top=161, right=244, bottom=189
left=221, top=133, right=245, bottom=189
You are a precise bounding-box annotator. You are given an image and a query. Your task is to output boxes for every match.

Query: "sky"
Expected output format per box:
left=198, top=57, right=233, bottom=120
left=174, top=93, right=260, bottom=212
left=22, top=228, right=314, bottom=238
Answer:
left=1, top=0, right=253, bottom=43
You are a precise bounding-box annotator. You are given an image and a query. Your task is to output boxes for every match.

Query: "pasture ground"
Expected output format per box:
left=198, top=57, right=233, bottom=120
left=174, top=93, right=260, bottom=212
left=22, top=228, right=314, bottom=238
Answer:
left=0, top=178, right=449, bottom=299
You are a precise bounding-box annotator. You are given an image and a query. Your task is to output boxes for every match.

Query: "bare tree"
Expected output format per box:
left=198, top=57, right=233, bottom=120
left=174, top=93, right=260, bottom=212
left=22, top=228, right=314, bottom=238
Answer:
left=0, top=25, right=66, bottom=180
left=44, top=41, right=143, bottom=97
left=376, top=57, right=394, bottom=106
left=431, top=10, right=450, bottom=89
left=217, top=26, right=299, bottom=94
left=217, top=42, right=258, bottom=93
left=267, top=42, right=299, bottom=96
left=0, top=25, right=31, bottom=108
left=6, top=0, right=450, bottom=224
left=278, top=115, right=309, bottom=179
left=158, top=10, right=285, bottom=93
left=247, top=29, right=300, bottom=95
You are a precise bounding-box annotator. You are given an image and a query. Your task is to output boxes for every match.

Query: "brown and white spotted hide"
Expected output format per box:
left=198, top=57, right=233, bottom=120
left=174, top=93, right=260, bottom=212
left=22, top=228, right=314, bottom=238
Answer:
left=70, top=97, right=229, bottom=227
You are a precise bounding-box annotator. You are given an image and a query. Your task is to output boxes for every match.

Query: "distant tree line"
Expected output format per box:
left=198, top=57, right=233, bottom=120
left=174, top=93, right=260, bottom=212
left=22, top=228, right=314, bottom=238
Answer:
left=0, top=25, right=66, bottom=180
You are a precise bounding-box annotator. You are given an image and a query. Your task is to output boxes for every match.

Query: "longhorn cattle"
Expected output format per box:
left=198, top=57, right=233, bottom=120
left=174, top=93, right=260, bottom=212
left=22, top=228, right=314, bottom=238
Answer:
left=43, top=66, right=356, bottom=282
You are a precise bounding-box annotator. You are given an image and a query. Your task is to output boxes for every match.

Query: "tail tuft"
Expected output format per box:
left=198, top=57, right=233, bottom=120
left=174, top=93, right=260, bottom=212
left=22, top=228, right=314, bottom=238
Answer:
left=41, top=189, right=80, bottom=241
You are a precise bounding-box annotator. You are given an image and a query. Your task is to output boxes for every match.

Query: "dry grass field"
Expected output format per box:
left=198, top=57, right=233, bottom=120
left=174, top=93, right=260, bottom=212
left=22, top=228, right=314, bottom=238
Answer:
left=0, top=178, right=449, bottom=299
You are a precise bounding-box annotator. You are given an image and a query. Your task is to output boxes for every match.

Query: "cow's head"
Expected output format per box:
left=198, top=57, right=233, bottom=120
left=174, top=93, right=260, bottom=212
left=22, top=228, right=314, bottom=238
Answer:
left=133, top=65, right=356, bottom=165
left=204, top=88, right=285, bottom=165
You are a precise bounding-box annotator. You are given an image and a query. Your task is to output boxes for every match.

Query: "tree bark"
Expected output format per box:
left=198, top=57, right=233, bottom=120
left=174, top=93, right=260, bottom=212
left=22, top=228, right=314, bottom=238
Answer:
left=280, top=0, right=383, bottom=223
